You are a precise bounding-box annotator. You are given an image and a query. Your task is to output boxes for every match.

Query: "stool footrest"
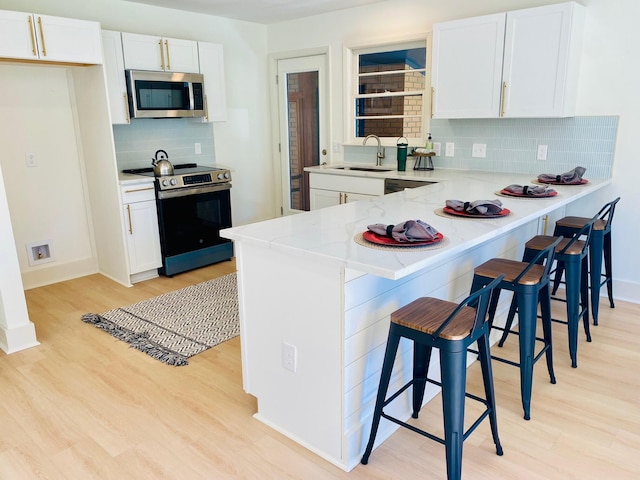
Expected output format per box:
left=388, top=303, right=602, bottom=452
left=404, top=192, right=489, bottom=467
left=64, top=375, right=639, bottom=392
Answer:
left=380, top=377, right=493, bottom=446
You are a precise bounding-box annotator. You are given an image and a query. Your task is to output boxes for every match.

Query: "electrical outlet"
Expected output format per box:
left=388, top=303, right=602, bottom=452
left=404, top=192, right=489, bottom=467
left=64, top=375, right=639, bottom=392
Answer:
left=537, top=145, right=548, bottom=161
left=472, top=143, right=487, bottom=158
left=25, top=152, right=37, bottom=167
left=282, top=342, right=297, bottom=372
left=445, top=142, right=455, bottom=157
left=432, top=142, right=441, bottom=156
left=195, top=142, right=202, bottom=154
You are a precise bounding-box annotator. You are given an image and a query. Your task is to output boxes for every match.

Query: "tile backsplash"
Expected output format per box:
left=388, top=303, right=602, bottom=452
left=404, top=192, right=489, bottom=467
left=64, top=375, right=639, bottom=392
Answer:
left=344, top=116, right=617, bottom=179
left=113, top=118, right=215, bottom=170
left=428, top=116, right=618, bottom=178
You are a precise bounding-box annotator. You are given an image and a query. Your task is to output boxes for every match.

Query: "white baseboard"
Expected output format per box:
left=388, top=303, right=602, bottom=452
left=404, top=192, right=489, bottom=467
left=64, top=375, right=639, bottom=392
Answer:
left=21, top=257, right=98, bottom=290
left=611, top=279, right=640, bottom=304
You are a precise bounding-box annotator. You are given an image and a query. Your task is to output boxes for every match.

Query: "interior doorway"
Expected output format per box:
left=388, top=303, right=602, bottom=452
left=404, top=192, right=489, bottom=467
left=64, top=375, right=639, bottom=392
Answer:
left=276, top=54, right=328, bottom=215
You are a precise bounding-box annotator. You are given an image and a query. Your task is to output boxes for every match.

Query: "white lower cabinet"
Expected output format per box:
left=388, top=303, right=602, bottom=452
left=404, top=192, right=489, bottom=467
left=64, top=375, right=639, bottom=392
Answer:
left=309, top=173, right=384, bottom=210
left=121, top=184, right=162, bottom=280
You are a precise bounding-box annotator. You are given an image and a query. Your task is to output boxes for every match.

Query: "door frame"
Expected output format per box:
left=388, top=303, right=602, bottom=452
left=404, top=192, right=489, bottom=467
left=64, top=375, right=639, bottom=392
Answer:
left=268, top=47, right=331, bottom=216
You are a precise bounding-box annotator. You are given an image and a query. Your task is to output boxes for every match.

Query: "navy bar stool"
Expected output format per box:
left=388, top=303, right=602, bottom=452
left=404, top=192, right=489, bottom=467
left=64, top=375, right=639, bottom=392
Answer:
left=469, top=236, right=562, bottom=420
left=552, top=197, right=620, bottom=325
left=361, top=275, right=504, bottom=480
left=502, top=218, right=597, bottom=368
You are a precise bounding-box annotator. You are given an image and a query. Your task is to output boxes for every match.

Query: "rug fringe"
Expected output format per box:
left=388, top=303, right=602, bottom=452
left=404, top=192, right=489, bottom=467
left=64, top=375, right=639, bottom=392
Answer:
left=81, top=313, right=189, bottom=366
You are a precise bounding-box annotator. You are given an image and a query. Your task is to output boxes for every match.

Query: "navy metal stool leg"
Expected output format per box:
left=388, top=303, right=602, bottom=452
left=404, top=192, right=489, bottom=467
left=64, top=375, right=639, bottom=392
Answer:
left=603, top=230, right=614, bottom=309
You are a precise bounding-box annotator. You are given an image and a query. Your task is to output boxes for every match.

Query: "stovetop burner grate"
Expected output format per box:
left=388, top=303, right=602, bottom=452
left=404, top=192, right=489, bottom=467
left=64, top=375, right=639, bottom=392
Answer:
left=122, top=163, right=198, bottom=175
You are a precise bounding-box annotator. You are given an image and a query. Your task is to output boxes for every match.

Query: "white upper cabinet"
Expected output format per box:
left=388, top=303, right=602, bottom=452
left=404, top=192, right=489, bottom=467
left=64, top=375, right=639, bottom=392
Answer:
left=431, top=13, right=506, bottom=119
left=121, top=32, right=199, bottom=73
left=102, top=30, right=130, bottom=124
left=431, top=2, right=585, bottom=119
left=198, top=42, right=227, bottom=122
left=0, top=10, right=103, bottom=64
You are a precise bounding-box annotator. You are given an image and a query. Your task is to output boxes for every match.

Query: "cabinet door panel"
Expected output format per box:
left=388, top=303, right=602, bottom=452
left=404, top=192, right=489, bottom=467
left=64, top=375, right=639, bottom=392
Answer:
left=164, top=37, right=199, bottom=73
left=122, top=32, right=163, bottom=70
left=310, top=188, right=340, bottom=210
left=0, top=10, right=38, bottom=60
left=102, top=30, right=130, bottom=124
left=503, top=3, right=584, bottom=117
left=35, top=14, right=102, bottom=64
left=198, top=42, right=227, bottom=121
left=124, top=201, right=162, bottom=274
left=431, top=13, right=506, bottom=119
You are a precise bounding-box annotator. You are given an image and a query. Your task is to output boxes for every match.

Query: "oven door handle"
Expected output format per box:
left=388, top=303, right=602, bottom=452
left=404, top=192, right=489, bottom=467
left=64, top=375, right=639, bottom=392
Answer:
left=157, top=182, right=231, bottom=199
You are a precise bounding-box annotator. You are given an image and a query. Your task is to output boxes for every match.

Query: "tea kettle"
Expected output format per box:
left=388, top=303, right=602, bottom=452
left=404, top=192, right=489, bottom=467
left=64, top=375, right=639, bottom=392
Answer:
left=151, top=149, right=174, bottom=176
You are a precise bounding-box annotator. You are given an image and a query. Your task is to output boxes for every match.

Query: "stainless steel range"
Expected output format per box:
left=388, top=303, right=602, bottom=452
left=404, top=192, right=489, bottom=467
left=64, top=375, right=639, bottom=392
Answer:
left=123, top=163, right=233, bottom=276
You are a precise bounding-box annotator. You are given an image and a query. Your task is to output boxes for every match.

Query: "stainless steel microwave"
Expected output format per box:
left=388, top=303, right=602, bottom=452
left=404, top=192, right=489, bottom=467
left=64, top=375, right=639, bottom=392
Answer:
left=125, top=70, right=205, bottom=119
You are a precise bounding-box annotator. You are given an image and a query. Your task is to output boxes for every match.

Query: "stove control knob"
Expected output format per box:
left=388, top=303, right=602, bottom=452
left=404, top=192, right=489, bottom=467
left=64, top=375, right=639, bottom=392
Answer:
left=217, top=173, right=225, bottom=180
left=170, top=178, right=177, bottom=185
left=224, top=172, right=230, bottom=179
left=162, top=179, right=170, bottom=187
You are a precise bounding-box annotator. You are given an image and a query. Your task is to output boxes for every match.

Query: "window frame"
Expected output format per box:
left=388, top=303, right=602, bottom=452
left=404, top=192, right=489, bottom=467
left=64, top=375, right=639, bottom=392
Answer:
left=344, top=34, right=431, bottom=147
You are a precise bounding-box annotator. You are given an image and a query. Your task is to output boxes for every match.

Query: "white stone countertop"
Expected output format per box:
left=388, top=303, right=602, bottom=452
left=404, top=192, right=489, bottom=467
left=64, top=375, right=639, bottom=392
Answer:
left=222, top=169, right=610, bottom=280
left=118, top=171, right=155, bottom=185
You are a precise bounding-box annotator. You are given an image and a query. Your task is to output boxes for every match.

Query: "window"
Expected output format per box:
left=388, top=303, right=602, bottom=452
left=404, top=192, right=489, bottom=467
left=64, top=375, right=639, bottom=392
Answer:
left=349, top=40, right=429, bottom=145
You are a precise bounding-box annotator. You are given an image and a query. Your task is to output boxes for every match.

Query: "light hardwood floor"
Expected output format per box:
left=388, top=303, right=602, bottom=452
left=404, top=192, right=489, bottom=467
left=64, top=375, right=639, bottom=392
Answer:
left=2, top=262, right=638, bottom=479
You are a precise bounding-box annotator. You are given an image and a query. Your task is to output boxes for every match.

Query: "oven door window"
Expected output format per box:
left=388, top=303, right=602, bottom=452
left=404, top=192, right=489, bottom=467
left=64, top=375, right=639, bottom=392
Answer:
left=157, top=189, right=231, bottom=256
left=135, top=80, right=190, bottom=110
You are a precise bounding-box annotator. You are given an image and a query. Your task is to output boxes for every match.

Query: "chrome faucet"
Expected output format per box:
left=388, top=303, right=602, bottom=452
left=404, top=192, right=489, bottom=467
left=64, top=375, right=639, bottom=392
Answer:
left=363, top=134, right=385, bottom=166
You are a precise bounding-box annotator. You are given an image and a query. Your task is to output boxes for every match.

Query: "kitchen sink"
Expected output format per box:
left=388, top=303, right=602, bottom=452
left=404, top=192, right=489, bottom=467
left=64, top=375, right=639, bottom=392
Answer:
left=331, top=166, right=394, bottom=172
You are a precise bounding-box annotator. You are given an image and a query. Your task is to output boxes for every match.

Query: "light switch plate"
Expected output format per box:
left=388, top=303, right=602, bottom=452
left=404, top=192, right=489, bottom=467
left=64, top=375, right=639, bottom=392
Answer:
left=537, top=145, right=548, bottom=161
left=472, top=143, right=487, bottom=158
left=445, top=142, right=455, bottom=157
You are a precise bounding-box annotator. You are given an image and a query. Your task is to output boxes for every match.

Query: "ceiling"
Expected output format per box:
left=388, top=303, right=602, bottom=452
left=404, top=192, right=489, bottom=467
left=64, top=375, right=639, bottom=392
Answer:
left=124, top=0, right=393, bottom=24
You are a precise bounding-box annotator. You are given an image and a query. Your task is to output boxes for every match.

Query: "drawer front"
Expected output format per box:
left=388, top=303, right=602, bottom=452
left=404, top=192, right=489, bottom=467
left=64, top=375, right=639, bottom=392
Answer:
left=309, top=173, right=384, bottom=196
left=121, top=184, right=156, bottom=204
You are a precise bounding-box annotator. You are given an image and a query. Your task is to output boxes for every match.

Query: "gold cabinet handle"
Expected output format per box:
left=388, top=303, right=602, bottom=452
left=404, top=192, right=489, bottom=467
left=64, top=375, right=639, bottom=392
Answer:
left=126, top=204, right=133, bottom=234
left=124, top=187, right=154, bottom=193
left=344, top=193, right=348, bottom=203
left=430, top=86, right=435, bottom=119
left=37, top=17, right=47, bottom=56
left=339, top=193, right=343, bottom=204
left=164, top=40, right=171, bottom=70
left=27, top=16, right=37, bottom=56
left=159, top=39, right=165, bottom=70
left=123, top=93, right=130, bottom=123
left=543, top=214, right=549, bottom=235
left=501, top=82, right=507, bottom=117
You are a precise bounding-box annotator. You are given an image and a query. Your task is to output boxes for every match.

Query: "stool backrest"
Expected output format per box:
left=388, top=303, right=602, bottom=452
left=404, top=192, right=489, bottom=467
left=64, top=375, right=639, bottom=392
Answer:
left=597, top=196, right=621, bottom=228
left=432, top=274, right=505, bottom=340
left=559, top=217, right=597, bottom=256
left=515, top=236, right=564, bottom=283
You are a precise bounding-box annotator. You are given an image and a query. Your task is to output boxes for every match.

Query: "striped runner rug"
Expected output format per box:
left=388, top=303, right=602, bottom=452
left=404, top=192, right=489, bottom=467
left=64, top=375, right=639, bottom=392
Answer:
left=81, top=272, right=239, bottom=366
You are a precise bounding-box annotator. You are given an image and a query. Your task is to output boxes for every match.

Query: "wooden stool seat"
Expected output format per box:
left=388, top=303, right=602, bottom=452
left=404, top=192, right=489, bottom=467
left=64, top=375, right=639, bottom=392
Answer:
left=556, top=216, right=607, bottom=231
left=526, top=235, right=586, bottom=256
left=391, top=297, right=475, bottom=339
left=474, top=258, right=545, bottom=285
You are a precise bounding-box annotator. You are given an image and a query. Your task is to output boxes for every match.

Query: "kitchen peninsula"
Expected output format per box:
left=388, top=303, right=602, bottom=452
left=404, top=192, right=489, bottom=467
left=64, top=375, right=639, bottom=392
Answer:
left=221, top=169, right=609, bottom=471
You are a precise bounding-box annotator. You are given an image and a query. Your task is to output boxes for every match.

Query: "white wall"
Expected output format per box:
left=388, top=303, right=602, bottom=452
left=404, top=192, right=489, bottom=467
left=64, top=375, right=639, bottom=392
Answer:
left=266, top=0, right=640, bottom=302
left=0, top=65, right=97, bottom=286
